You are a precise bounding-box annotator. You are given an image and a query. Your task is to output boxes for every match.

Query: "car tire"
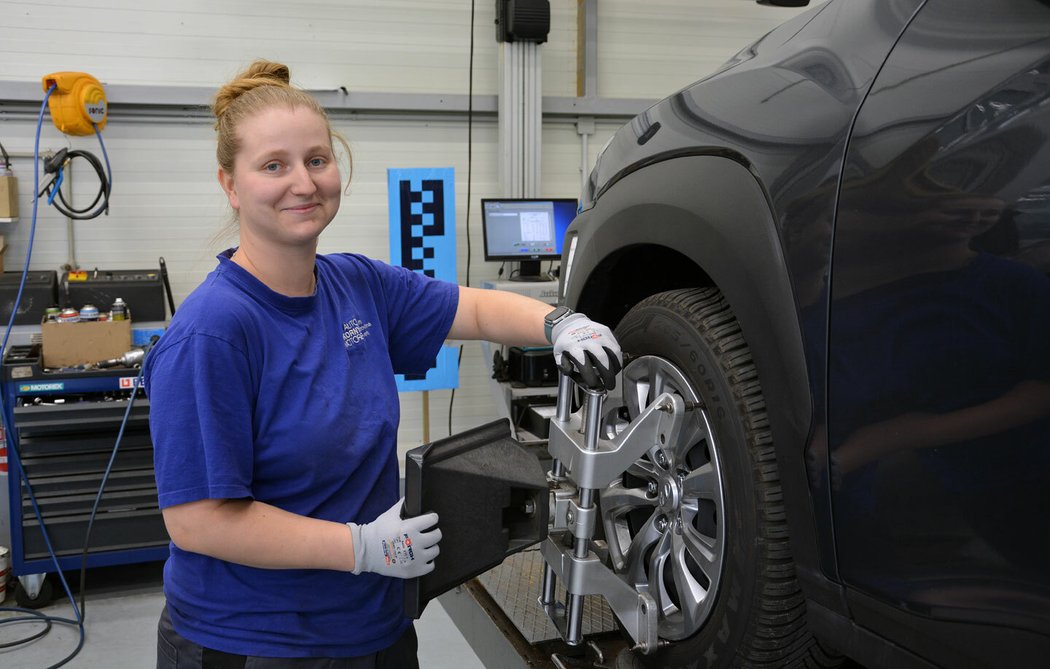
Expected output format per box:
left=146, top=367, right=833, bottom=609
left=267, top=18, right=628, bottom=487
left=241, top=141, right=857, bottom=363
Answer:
left=606, top=287, right=839, bottom=668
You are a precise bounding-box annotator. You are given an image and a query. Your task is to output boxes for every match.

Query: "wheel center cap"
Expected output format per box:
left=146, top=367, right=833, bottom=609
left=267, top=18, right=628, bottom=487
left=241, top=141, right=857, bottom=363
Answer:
left=659, top=478, right=680, bottom=510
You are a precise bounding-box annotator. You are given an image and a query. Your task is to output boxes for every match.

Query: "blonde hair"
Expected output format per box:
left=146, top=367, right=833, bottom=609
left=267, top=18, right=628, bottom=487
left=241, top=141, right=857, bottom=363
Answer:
left=212, top=59, right=352, bottom=187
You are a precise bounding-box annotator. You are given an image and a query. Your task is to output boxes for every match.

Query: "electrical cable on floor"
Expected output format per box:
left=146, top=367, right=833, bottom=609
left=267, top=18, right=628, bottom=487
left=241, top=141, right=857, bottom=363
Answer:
left=449, top=0, right=476, bottom=436
left=0, top=85, right=130, bottom=669
left=77, top=349, right=153, bottom=618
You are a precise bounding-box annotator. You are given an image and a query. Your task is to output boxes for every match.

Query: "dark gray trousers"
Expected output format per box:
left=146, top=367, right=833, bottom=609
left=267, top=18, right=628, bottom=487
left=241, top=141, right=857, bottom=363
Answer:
left=157, top=605, right=419, bottom=669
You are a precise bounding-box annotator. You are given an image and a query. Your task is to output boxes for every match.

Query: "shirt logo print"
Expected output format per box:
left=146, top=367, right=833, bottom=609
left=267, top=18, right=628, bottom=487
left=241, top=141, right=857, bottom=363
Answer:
left=343, top=318, right=373, bottom=349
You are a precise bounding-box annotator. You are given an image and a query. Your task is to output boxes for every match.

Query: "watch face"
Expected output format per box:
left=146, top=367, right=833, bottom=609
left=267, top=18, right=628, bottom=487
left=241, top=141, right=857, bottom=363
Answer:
left=546, top=306, right=571, bottom=324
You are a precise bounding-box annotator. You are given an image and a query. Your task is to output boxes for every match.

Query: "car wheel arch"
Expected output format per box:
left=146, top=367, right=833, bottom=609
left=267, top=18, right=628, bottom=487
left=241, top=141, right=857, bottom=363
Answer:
left=566, top=154, right=837, bottom=607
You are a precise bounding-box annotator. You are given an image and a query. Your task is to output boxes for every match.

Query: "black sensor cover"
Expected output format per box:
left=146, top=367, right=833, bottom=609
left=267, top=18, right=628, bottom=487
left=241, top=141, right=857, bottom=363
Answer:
left=403, top=418, right=549, bottom=618
left=496, top=0, right=551, bottom=44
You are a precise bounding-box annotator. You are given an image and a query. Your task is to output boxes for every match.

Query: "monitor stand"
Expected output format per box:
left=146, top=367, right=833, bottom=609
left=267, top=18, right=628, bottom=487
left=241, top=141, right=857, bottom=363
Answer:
left=511, top=260, right=552, bottom=282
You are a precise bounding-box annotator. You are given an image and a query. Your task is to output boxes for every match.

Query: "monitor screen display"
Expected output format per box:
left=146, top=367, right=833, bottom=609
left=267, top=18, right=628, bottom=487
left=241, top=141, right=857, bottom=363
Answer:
left=481, top=198, right=578, bottom=262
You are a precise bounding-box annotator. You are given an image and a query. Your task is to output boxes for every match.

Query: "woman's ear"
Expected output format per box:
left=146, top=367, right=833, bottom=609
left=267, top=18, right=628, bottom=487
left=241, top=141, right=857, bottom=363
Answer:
left=218, top=168, right=239, bottom=210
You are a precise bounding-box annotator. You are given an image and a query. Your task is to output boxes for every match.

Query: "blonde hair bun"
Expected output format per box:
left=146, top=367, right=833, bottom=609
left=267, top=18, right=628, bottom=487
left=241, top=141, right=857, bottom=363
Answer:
left=212, top=60, right=292, bottom=123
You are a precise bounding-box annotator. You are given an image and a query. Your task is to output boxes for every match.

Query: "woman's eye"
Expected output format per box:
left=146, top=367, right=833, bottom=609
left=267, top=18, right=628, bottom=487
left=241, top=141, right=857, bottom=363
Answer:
left=264, top=162, right=282, bottom=172
left=309, top=157, right=326, bottom=168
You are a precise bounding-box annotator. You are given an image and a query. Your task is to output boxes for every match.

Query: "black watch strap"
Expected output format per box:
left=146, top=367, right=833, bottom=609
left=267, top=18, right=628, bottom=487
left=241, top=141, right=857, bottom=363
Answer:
left=544, top=306, right=574, bottom=343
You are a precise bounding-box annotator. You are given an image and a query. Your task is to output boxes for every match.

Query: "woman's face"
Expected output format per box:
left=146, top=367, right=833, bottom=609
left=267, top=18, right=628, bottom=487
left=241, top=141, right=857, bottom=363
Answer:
left=218, top=106, right=342, bottom=250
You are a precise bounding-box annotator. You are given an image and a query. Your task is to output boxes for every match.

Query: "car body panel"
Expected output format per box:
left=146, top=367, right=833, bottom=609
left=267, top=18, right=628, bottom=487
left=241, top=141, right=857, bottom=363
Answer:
left=562, top=0, right=1050, bottom=664
left=827, top=0, right=1050, bottom=662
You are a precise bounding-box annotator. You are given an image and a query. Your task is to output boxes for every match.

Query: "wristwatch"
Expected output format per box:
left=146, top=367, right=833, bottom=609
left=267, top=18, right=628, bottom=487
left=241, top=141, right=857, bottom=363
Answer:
left=544, top=306, right=575, bottom=343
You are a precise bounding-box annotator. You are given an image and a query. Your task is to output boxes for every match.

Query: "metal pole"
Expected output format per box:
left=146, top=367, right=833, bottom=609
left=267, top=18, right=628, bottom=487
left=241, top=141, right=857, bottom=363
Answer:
left=422, top=390, right=430, bottom=444
left=566, top=591, right=585, bottom=644
left=541, top=372, right=575, bottom=606
left=552, top=372, right=573, bottom=478
left=566, top=389, right=604, bottom=645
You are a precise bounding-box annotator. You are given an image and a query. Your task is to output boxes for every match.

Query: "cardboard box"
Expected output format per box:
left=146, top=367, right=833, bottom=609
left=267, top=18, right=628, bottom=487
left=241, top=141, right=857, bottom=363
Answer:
left=42, top=319, right=132, bottom=368
left=0, top=175, right=17, bottom=220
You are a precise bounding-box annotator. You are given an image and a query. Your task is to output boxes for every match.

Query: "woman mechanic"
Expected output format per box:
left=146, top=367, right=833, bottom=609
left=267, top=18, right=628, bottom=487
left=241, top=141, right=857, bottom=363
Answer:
left=143, top=60, right=621, bottom=668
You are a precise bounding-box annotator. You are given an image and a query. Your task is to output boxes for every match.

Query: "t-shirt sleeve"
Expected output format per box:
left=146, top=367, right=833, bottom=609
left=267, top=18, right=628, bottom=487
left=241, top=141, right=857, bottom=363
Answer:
left=145, top=332, right=256, bottom=508
left=371, top=261, right=459, bottom=375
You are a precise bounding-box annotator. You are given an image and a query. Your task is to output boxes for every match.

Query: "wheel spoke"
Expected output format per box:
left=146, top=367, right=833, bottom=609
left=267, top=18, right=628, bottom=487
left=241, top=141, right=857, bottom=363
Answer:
left=600, top=480, right=656, bottom=518
left=682, top=462, right=719, bottom=501
left=651, top=363, right=669, bottom=397
left=629, top=383, right=649, bottom=417
left=681, top=524, right=720, bottom=585
left=671, top=531, right=711, bottom=631
left=626, top=459, right=658, bottom=480
left=624, top=361, right=653, bottom=416
left=648, top=531, right=675, bottom=616
left=623, top=513, right=663, bottom=588
left=671, top=414, right=710, bottom=464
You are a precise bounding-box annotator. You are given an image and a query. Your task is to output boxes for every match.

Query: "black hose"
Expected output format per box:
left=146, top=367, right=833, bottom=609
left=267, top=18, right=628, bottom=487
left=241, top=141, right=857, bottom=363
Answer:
left=39, top=148, right=111, bottom=220
left=159, top=257, right=176, bottom=317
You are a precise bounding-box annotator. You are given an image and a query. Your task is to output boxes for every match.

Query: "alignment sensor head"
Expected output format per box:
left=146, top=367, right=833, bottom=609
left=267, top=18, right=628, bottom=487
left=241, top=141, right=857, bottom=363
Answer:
left=41, top=72, right=108, bottom=136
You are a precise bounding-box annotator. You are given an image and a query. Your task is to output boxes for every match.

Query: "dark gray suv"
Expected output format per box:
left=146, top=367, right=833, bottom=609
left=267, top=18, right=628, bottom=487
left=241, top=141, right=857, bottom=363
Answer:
left=560, top=0, right=1050, bottom=666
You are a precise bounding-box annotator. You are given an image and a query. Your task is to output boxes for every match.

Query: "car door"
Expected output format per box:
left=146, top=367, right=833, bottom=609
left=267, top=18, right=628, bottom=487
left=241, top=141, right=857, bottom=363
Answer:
left=827, top=0, right=1050, bottom=665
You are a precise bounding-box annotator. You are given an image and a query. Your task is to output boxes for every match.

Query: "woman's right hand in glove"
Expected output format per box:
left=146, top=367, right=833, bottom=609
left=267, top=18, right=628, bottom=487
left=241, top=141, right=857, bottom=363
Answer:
left=347, top=498, right=440, bottom=578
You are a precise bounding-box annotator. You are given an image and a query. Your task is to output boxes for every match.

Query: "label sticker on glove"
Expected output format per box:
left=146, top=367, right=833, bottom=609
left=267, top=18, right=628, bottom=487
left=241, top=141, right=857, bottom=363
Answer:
left=382, top=533, right=416, bottom=566
left=568, top=326, right=601, bottom=341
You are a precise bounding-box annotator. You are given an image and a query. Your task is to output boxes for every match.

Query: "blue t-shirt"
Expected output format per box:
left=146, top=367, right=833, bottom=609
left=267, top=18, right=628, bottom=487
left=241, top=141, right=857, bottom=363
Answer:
left=143, top=251, right=459, bottom=657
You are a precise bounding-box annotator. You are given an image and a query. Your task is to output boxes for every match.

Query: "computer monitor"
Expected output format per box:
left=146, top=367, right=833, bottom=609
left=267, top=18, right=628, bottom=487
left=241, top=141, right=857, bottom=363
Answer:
left=481, top=198, right=578, bottom=281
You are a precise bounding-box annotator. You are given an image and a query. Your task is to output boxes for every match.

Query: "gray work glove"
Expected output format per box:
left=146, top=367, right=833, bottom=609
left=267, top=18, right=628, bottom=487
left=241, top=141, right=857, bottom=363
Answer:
left=347, top=498, right=441, bottom=578
left=551, top=313, right=623, bottom=391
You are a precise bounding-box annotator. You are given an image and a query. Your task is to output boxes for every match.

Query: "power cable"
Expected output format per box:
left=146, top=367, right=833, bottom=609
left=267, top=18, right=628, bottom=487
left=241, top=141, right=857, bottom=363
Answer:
left=78, top=352, right=152, bottom=618
left=449, top=0, right=476, bottom=436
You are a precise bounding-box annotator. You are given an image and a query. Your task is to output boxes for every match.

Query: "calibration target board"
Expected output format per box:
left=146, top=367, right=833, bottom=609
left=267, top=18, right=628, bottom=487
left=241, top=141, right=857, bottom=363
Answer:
left=387, top=167, right=458, bottom=392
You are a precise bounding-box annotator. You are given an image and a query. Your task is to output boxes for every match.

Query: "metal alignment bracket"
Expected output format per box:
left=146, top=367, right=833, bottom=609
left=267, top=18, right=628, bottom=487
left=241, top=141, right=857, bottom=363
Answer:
left=538, top=387, right=687, bottom=653
left=539, top=535, right=659, bottom=653
left=547, top=391, right=686, bottom=490
left=549, top=482, right=578, bottom=532
left=549, top=485, right=601, bottom=537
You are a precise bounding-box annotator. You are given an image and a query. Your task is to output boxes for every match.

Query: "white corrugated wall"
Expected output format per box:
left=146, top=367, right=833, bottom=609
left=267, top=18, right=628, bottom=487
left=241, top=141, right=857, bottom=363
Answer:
left=0, top=0, right=821, bottom=461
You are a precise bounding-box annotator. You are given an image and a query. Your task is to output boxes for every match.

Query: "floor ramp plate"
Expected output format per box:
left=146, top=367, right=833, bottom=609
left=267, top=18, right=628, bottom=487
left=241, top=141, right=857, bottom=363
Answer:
left=477, top=548, right=620, bottom=644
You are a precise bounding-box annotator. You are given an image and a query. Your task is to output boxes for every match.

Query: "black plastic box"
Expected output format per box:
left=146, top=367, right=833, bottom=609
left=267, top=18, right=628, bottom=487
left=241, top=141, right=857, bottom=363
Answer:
left=62, top=269, right=166, bottom=321
left=0, top=271, right=59, bottom=325
left=403, top=419, right=549, bottom=618
left=509, top=346, right=557, bottom=386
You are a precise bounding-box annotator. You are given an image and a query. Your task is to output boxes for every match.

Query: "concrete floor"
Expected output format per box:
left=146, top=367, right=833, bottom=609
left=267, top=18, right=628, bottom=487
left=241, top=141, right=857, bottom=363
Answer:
left=0, top=562, right=485, bottom=669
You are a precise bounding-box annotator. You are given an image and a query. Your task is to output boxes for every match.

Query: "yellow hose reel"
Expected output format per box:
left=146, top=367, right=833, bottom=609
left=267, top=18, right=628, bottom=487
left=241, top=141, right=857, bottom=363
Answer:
left=41, top=72, right=108, bottom=136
